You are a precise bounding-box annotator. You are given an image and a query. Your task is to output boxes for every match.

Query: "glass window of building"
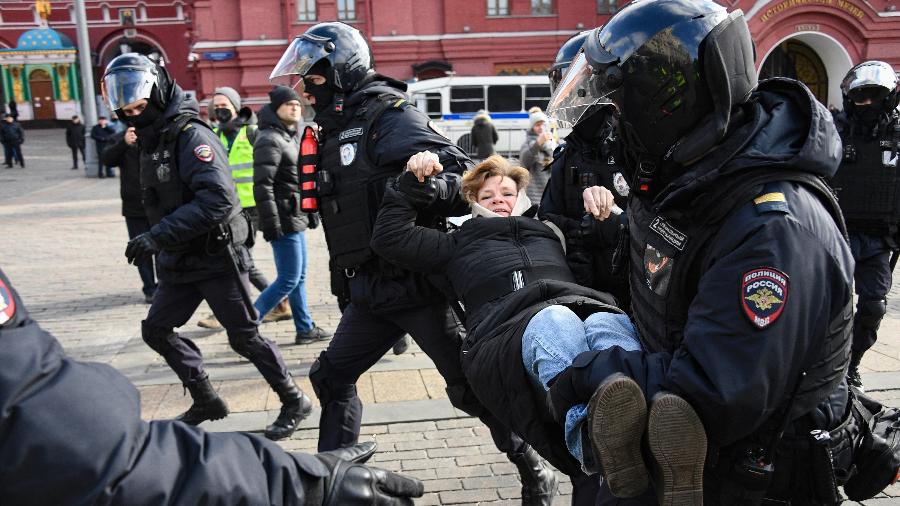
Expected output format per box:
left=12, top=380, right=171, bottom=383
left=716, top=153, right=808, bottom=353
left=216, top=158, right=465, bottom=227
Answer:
left=597, top=0, right=617, bottom=14
left=532, top=0, right=553, bottom=15
left=297, top=0, right=316, bottom=21
left=337, top=0, right=356, bottom=20
left=487, top=0, right=509, bottom=16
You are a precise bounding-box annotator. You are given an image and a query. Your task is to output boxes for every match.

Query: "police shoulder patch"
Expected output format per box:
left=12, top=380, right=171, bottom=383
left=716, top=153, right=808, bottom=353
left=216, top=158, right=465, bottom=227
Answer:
left=194, top=144, right=214, bottom=163
left=0, top=277, right=17, bottom=327
left=428, top=120, right=450, bottom=140
left=741, top=267, right=789, bottom=329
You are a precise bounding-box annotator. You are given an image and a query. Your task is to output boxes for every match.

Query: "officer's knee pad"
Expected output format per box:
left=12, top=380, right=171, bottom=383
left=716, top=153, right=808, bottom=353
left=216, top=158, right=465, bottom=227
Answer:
left=141, top=321, right=176, bottom=354
left=445, top=380, right=486, bottom=417
left=227, top=331, right=263, bottom=358
left=309, top=355, right=357, bottom=405
left=858, top=299, right=887, bottom=331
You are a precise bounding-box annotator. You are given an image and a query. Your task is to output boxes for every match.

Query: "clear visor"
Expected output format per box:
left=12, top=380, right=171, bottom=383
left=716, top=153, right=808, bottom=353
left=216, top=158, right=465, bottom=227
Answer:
left=546, top=53, right=612, bottom=128
left=269, top=37, right=330, bottom=88
left=843, top=62, right=898, bottom=98
left=102, top=69, right=155, bottom=111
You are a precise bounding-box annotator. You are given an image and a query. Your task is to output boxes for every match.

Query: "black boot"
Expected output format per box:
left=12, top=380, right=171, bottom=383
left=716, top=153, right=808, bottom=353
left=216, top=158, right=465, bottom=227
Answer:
left=848, top=351, right=864, bottom=390
left=507, top=445, right=558, bottom=506
left=175, top=375, right=229, bottom=426
left=265, top=376, right=313, bottom=440
left=392, top=335, right=409, bottom=355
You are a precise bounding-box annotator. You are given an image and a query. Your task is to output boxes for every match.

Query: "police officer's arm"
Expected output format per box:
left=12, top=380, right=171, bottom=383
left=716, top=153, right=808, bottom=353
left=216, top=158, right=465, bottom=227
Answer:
left=149, top=126, right=236, bottom=247
left=101, top=131, right=128, bottom=168
left=371, top=184, right=457, bottom=274
left=252, top=132, right=283, bottom=240
left=371, top=104, right=473, bottom=216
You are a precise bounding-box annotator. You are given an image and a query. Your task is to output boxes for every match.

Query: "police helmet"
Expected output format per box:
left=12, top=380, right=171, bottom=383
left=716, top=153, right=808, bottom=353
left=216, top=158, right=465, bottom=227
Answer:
left=270, top=22, right=374, bottom=93
left=549, top=31, right=589, bottom=95
left=841, top=61, right=899, bottom=113
left=547, top=0, right=757, bottom=167
left=101, top=53, right=171, bottom=112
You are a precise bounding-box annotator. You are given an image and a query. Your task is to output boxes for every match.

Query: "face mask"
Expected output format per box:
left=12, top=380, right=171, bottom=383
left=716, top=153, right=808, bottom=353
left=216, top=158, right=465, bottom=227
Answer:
left=854, top=104, right=881, bottom=129
left=304, top=81, right=336, bottom=115
left=131, top=101, right=164, bottom=129
left=214, top=108, right=233, bottom=124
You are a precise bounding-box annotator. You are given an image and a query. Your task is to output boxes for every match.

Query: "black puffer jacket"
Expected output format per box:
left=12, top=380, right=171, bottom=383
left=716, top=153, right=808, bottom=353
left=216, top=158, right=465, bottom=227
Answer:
left=252, top=104, right=310, bottom=238
left=102, top=131, right=144, bottom=218
left=372, top=184, right=620, bottom=476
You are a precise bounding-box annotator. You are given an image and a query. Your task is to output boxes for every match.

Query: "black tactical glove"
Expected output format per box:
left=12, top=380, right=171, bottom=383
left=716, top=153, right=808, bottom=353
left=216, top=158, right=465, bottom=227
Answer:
left=308, top=212, right=321, bottom=230
left=125, top=232, right=160, bottom=265
left=263, top=228, right=283, bottom=243
left=314, top=441, right=424, bottom=505
left=396, top=171, right=439, bottom=209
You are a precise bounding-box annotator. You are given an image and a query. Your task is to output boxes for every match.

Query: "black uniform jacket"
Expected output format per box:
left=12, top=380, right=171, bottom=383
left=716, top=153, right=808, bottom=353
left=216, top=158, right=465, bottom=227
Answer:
left=103, top=131, right=145, bottom=218
left=252, top=103, right=310, bottom=237
left=138, top=87, right=247, bottom=283
left=0, top=268, right=328, bottom=505
left=567, top=79, right=855, bottom=448
left=372, top=185, right=619, bottom=476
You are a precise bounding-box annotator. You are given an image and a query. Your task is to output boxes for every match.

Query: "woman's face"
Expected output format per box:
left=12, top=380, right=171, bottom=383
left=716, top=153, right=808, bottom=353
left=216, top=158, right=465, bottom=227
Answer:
left=477, top=175, right=518, bottom=216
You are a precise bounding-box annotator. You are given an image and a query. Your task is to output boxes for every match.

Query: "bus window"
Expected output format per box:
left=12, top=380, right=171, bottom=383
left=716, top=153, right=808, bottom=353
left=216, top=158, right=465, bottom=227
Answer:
left=487, top=85, right=523, bottom=112
left=413, top=93, right=443, bottom=119
left=450, top=86, right=485, bottom=114
left=525, top=85, right=551, bottom=111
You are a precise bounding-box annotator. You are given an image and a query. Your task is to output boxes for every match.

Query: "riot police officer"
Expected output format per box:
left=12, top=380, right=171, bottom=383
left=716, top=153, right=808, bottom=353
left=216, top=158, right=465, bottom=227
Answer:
left=546, top=1, right=857, bottom=503
left=830, top=61, right=900, bottom=389
left=0, top=266, right=424, bottom=505
left=102, top=53, right=311, bottom=441
left=539, top=31, right=629, bottom=304
left=269, top=23, right=558, bottom=505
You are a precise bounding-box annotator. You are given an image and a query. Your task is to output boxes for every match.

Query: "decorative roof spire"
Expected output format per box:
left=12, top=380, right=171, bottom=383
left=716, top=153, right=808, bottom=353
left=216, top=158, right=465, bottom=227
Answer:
left=35, top=0, right=51, bottom=27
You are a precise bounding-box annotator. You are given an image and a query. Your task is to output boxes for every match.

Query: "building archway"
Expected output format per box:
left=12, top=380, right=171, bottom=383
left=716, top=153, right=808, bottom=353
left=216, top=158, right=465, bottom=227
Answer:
left=96, top=33, right=169, bottom=70
left=758, top=31, right=853, bottom=109
left=28, top=68, right=54, bottom=120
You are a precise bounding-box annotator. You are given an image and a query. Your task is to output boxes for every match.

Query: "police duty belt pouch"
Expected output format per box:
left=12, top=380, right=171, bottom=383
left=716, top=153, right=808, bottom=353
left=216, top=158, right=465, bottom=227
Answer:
left=843, top=390, right=900, bottom=500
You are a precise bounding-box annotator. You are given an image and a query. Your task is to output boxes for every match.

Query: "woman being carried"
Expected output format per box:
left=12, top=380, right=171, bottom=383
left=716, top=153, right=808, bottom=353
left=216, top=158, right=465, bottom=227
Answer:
left=371, top=154, right=707, bottom=502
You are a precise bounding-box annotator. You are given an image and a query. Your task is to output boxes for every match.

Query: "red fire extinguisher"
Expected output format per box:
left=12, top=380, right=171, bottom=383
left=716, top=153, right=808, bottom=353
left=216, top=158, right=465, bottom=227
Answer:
left=300, top=126, right=318, bottom=212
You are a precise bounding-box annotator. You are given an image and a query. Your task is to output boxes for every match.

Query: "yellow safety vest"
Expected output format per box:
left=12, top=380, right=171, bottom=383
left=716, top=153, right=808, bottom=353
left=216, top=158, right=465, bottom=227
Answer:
left=218, top=125, right=255, bottom=208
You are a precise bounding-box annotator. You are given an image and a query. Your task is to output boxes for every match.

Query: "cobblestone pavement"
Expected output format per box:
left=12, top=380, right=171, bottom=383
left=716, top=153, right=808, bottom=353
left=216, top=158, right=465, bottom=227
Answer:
left=2, top=130, right=899, bottom=504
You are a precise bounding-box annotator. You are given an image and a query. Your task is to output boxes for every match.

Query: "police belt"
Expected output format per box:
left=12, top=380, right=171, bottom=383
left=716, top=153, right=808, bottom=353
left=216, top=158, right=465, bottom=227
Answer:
left=164, top=212, right=249, bottom=254
left=463, top=265, right=574, bottom=311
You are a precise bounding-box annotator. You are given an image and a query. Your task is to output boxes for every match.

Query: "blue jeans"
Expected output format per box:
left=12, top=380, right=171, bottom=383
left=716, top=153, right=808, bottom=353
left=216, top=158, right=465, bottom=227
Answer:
left=254, top=231, right=314, bottom=333
left=521, top=305, right=641, bottom=466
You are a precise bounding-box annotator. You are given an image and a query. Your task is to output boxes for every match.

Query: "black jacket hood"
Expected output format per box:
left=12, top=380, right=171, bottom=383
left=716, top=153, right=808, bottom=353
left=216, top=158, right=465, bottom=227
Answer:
left=657, top=78, right=842, bottom=211
left=345, top=74, right=408, bottom=110
left=164, top=84, right=199, bottom=120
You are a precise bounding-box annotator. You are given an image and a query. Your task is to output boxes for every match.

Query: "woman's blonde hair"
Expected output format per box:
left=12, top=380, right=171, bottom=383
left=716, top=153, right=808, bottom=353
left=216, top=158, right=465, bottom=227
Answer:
left=461, top=155, right=530, bottom=203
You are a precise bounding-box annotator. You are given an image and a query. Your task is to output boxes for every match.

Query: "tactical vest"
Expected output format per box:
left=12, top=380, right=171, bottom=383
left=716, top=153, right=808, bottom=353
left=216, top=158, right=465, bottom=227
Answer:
left=559, top=133, right=630, bottom=217
left=141, top=115, right=247, bottom=252
left=831, top=114, right=900, bottom=233
left=217, top=126, right=255, bottom=209
left=317, top=93, right=410, bottom=269
left=628, top=169, right=851, bottom=412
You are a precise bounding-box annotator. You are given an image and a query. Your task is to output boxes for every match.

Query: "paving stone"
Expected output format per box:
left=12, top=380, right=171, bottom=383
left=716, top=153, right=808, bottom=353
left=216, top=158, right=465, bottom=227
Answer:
left=421, top=478, right=463, bottom=493
left=439, top=488, right=499, bottom=504
left=371, top=370, right=429, bottom=402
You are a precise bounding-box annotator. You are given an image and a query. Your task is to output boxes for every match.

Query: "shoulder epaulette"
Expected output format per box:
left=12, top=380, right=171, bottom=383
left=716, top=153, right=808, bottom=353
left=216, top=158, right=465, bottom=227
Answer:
left=753, top=182, right=789, bottom=214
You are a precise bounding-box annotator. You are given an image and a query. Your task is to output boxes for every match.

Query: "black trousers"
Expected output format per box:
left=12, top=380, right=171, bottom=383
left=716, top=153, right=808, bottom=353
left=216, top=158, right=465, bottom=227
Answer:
left=142, top=272, right=290, bottom=386
left=849, top=231, right=893, bottom=355
left=244, top=208, right=269, bottom=292
left=70, top=145, right=85, bottom=168
left=124, top=217, right=157, bottom=296
left=3, top=143, right=22, bottom=166
left=312, top=301, right=525, bottom=455
left=96, top=143, right=113, bottom=177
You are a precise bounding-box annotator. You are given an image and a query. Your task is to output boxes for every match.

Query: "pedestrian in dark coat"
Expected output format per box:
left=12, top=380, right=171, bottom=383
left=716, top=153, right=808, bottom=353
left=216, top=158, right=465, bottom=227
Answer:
left=103, top=126, right=157, bottom=302
left=1, top=114, right=24, bottom=168
left=470, top=109, right=498, bottom=160
left=65, top=115, right=86, bottom=170
left=90, top=116, right=116, bottom=178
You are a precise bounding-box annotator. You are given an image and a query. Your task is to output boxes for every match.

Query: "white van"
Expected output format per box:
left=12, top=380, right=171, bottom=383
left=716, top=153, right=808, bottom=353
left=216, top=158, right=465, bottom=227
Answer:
left=407, top=75, right=563, bottom=158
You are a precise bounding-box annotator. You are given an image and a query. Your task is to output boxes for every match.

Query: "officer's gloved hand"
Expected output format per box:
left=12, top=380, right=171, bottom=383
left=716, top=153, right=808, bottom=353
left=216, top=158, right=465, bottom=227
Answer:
left=263, top=228, right=283, bottom=243
left=397, top=170, right=439, bottom=208
left=125, top=232, right=160, bottom=265
left=315, top=441, right=425, bottom=505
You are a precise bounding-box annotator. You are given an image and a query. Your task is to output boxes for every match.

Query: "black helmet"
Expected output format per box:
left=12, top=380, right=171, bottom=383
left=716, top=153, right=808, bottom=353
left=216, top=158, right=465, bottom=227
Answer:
left=270, top=22, right=374, bottom=93
left=101, top=52, right=172, bottom=112
left=548, top=0, right=756, bottom=175
left=841, top=61, right=899, bottom=115
left=549, top=31, right=589, bottom=94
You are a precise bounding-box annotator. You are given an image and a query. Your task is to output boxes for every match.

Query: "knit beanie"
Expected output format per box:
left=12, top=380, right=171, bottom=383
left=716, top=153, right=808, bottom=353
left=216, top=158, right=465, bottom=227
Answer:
left=213, top=86, right=241, bottom=110
left=529, top=111, right=549, bottom=129
left=269, top=85, right=302, bottom=110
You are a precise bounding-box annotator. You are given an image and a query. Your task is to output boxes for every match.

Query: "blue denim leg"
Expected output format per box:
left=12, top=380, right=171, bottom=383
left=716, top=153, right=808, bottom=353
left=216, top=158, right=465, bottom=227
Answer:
left=566, top=311, right=642, bottom=467
left=286, top=232, right=314, bottom=333
left=254, top=232, right=314, bottom=332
